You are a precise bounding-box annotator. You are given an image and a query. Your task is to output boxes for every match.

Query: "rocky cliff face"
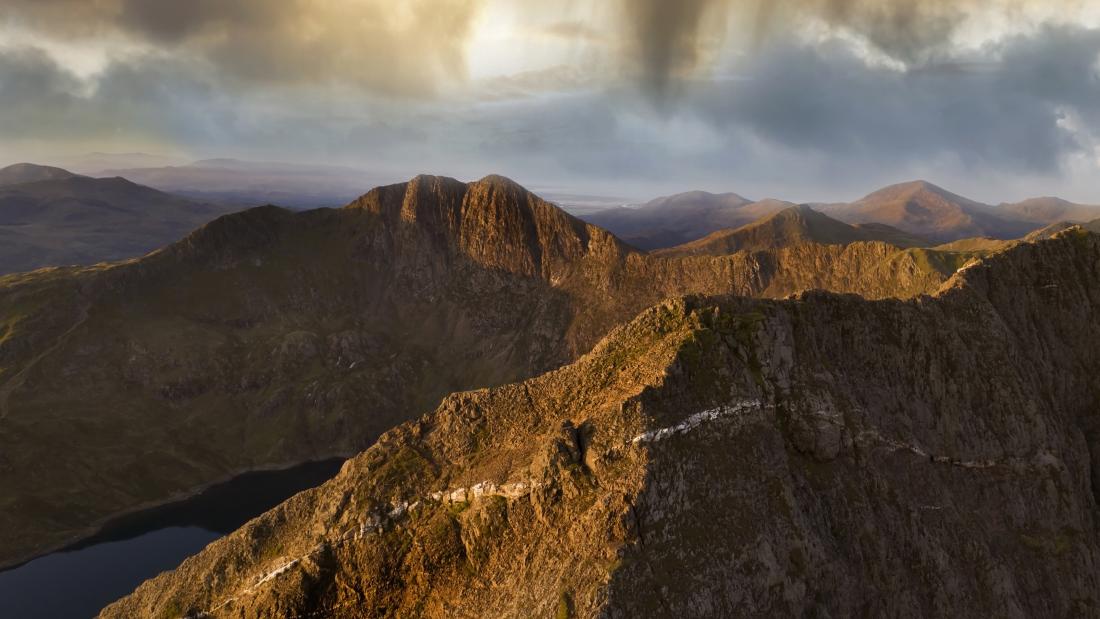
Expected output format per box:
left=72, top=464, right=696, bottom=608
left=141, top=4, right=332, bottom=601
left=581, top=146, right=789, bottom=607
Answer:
left=0, top=175, right=993, bottom=567
left=100, top=229, right=1100, bottom=618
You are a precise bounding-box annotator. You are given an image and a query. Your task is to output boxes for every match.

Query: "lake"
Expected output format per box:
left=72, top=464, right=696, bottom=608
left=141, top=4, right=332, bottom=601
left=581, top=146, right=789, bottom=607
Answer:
left=0, top=458, right=345, bottom=619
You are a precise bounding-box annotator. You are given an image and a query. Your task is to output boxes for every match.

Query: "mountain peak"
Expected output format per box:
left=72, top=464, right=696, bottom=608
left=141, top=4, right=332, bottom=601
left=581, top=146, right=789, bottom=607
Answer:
left=657, top=205, right=927, bottom=257
left=858, top=180, right=976, bottom=205
left=0, top=162, right=80, bottom=186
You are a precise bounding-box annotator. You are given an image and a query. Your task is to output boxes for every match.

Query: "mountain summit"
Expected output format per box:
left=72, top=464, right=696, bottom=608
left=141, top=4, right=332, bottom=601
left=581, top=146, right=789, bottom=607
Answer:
left=0, top=162, right=79, bottom=186
left=658, top=205, right=927, bottom=257
left=818, top=180, right=1036, bottom=242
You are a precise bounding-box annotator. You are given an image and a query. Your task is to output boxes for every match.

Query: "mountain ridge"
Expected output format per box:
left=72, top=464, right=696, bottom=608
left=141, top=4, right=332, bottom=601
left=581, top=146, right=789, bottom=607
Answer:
left=100, top=227, right=1100, bottom=618
left=0, top=174, right=995, bottom=569
left=0, top=165, right=236, bottom=274
left=581, top=180, right=1100, bottom=249
left=656, top=205, right=928, bottom=257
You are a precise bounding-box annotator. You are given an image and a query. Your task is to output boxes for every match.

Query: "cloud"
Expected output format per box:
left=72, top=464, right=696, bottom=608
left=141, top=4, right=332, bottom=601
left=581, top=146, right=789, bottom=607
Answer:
left=0, top=0, right=484, bottom=97
left=701, top=25, right=1100, bottom=174
left=612, top=0, right=1089, bottom=106
left=617, top=0, right=729, bottom=106
left=1, top=2, right=1099, bottom=203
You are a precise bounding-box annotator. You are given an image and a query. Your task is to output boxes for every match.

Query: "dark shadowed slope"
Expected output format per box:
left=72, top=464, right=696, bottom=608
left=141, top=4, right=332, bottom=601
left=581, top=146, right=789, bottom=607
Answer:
left=102, top=228, right=1100, bottom=619
left=0, top=164, right=236, bottom=274
left=656, top=205, right=928, bottom=257
left=0, top=174, right=986, bottom=569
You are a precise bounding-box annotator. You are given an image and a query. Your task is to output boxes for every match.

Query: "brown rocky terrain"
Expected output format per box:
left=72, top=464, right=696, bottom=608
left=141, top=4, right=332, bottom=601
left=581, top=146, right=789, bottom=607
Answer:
left=0, top=175, right=985, bottom=569
left=101, top=227, right=1100, bottom=618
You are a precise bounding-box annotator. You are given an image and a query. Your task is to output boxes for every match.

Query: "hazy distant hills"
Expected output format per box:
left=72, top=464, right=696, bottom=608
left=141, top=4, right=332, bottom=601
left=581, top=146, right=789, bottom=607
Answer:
left=582, top=191, right=794, bottom=250
left=998, top=197, right=1100, bottom=224
left=583, top=180, right=1100, bottom=249
left=99, top=158, right=386, bottom=209
left=0, top=163, right=236, bottom=275
left=0, top=163, right=78, bottom=185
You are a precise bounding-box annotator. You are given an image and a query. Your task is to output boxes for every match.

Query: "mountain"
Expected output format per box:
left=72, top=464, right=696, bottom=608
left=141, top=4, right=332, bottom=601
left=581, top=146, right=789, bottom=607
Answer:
left=656, top=205, right=928, bottom=257
left=0, top=175, right=990, bottom=569
left=999, top=197, right=1100, bottom=224
left=0, top=162, right=78, bottom=186
left=52, top=152, right=190, bottom=175
left=582, top=191, right=793, bottom=250
left=102, top=158, right=388, bottom=209
left=594, top=181, right=1100, bottom=251
left=818, top=181, right=1037, bottom=242
left=102, top=228, right=1100, bottom=618
left=0, top=164, right=236, bottom=274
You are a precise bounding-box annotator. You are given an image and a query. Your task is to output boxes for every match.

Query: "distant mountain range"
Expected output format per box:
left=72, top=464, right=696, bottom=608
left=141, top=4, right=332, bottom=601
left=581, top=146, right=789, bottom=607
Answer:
left=97, top=158, right=388, bottom=209
left=0, top=163, right=236, bottom=275
left=582, top=180, right=1100, bottom=249
left=656, top=204, right=929, bottom=257
left=583, top=191, right=795, bottom=249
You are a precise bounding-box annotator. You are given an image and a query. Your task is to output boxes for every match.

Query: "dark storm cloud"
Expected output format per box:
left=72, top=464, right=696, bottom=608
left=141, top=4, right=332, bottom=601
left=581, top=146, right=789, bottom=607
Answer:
left=0, top=47, right=233, bottom=144
left=690, top=25, right=1100, bottom=174
left=618, top=0, right=727, bottom=105
left=615, top=0, right=1085, bottom=105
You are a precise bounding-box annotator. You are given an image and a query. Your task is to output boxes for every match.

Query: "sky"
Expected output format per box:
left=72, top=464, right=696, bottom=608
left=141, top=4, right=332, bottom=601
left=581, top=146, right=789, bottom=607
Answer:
left=1, top=0, right=1099, bottom=203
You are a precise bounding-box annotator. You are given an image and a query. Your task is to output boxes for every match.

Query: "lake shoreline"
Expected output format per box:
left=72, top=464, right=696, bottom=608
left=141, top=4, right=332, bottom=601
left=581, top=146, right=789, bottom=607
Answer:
left=0, top=453, right=353, bottom=573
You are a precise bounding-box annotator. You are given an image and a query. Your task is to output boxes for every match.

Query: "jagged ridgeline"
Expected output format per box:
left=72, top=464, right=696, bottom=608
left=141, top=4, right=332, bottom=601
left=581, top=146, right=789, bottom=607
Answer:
left=0, top=175, right=1039, bottom=570
left=100, top=229, right=1100, bottom=618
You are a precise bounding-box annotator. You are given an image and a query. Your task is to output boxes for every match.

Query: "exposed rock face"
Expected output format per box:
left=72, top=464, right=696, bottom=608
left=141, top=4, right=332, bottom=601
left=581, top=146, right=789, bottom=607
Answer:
left=0, top=175, right=999, bottom=567
left=100, top=229, right=1100, bottom=618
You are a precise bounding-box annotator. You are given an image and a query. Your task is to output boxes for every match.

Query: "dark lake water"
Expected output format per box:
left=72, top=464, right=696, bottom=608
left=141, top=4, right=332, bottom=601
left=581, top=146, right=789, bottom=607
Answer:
left=0, top=458, right=344, bottom=619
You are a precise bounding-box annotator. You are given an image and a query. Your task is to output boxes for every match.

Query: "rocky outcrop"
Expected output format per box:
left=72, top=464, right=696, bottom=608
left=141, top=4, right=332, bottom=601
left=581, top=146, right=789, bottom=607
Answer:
left=0, top=175, right=1000, bottom=568
left=101, top=228, right=1100, bottom=618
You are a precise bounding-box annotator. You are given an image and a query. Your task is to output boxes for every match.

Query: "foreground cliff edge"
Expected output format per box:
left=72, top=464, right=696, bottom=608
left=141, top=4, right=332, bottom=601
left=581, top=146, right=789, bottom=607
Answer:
left=102, top=228, right=1100, bottom=618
